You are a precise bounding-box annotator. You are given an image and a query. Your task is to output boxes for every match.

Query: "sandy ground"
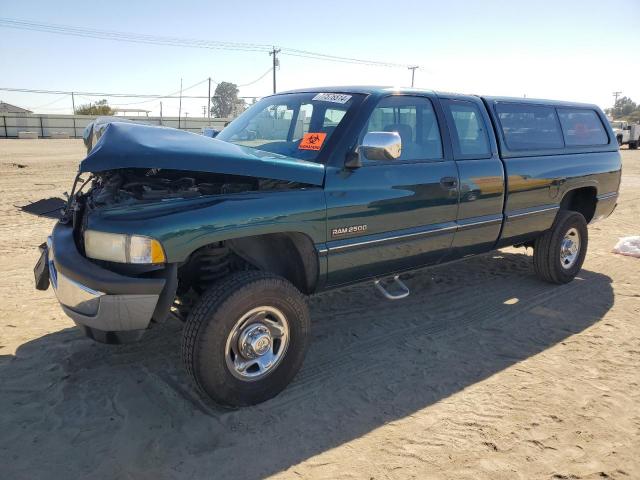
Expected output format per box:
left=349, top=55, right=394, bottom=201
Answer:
left=0, top=139, right=639, bottom=480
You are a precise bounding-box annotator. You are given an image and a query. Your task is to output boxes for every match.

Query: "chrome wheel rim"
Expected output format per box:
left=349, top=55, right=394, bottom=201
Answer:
left=560, top=227, right=580, bottom=270
left=225, top=306, right=290, bottom=381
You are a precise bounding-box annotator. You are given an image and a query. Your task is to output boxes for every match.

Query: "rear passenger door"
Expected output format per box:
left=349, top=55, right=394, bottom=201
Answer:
left=439, top=97, right=505, bottom=258
left=324, top=94, right=459, bottom=286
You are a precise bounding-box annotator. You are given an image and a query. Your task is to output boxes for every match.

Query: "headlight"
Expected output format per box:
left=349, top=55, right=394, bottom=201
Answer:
left=84, top=230, right=166, bottom=264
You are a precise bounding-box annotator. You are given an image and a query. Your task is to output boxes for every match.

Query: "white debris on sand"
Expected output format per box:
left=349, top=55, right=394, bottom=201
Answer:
left=612, top=236, right=640, bottom=258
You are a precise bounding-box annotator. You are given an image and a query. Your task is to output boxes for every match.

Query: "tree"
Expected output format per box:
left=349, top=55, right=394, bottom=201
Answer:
left=605, top=96, right=638, bottom=120
left=75, top=99, right=115, bottom=116
left=211, top=82, right=245, bottom=118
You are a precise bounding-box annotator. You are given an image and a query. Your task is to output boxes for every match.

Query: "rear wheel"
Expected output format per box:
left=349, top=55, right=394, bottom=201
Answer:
left=629, top=141, right=638, bottom=150
left=533, top=210, right=588, bottom=284
left=182, top=271, right=310, bottom=406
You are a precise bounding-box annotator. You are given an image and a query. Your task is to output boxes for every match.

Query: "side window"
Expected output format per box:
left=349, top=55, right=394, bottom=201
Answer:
left=362, top=96, right=442, bottom=161
left=557, top=108, right=608, bottom=146
left=496, top=103, right=564, bottom=150
left=442, top=100, right=490, bottom=157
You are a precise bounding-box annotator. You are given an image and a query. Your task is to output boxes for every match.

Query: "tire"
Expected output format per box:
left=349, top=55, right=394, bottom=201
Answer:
left=182, top=271, right=310, bottom=406
left=617, top=136, right=623, bottom=146
left=630, top=141, right=638, bottom=150
left=533, top=210, right=588, bottom=284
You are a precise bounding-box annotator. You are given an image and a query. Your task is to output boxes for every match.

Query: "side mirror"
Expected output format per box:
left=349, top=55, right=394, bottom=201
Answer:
left=360, top=131, right=402, bottom=161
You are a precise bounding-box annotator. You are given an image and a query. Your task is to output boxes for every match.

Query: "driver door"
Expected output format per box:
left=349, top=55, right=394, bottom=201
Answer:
left=324, top=94, right=459, bottom=286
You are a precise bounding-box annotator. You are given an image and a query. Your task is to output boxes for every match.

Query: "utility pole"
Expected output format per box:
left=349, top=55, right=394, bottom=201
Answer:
left=202, top=105, right=207, bottom=117
left=207, top=77, right=212, bottom=124
left=71, top=91, right=77, bottom=138
left=178, top=78, right=183, bottom=129
left=159, top=101, right=163, bottom=125
left=408, top=66, right=419, bottom=87
left=270, top=47, right=281, bottom=94
left=613, top=91, right=622, bottom=108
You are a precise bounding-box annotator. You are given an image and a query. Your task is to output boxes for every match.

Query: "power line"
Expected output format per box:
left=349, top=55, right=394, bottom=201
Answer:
left=0, top=17, right=417, bottom=69
left=2, top=69, right=268, bottom=113
left=237, top=67, right=273, bottom=87
left=109, top=77, right=211, bottom=106
left=29, top=93, right=71, bottom=110
left=0, top=86, right=209, bottom=99
left=0, top=18, right=272, bottom=52
left=2, top=71, right=259, bottom=111
left=282, top=48, right=412, bottom=68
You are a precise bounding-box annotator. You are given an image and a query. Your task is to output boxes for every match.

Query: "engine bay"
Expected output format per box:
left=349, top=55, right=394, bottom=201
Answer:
left=83, top=168, right=305, bottom=207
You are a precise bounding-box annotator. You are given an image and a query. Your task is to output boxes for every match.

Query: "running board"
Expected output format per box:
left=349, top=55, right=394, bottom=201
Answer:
left=374, top=275, right=410, bottom=300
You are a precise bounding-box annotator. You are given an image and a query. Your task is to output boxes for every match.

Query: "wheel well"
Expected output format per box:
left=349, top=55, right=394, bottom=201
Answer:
left=225, top=233, right=319, bottom=294
left=560, top=187, right=597, bottom=223
left=176, top=232, right=319, bottom=310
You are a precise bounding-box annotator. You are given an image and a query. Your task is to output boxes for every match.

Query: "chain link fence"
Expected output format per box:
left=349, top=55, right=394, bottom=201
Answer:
left=0, top=113, right=230, bottom=139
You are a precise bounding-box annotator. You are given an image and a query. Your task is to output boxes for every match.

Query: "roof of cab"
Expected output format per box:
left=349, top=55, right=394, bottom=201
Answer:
left=482, top=95, right=601, bottom=110
left=274, top=86, right=602, bottom=110
left=276, top=86, right=436, bottom=96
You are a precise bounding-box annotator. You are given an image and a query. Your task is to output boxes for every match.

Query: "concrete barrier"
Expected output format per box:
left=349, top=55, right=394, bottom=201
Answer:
left=18, top=131, right=38, bottom=139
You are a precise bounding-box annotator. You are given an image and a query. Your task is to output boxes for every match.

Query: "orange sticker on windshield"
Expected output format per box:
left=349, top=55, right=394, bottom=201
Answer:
left=298, top=132, right=327, bottom=151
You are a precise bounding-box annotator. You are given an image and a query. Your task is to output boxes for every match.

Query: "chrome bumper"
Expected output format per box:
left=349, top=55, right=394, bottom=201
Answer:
left=48, top=236, right=159, bottom=332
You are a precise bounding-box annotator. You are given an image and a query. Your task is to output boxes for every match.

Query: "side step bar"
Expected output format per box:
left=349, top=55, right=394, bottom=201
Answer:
left=374, top=275, right=410, bottom=300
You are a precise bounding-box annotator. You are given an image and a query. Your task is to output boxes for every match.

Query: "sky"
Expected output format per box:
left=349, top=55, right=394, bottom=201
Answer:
left=1, top=0, right=639, bottom=117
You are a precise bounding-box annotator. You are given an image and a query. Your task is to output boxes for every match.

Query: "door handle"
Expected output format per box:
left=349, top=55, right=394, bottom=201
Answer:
left=440, top=176, right=458, bottom=189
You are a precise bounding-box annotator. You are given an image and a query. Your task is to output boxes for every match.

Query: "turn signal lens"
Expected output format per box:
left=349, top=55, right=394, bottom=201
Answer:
left=150, top=239, right=166, bottom=264
left=129, top=235, right=166, bottom=264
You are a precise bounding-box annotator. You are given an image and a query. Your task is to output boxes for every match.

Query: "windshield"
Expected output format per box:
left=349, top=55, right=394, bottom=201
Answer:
left=216, top=92, right=361, bottom=162
left=609, top=121, right=624, bottom=129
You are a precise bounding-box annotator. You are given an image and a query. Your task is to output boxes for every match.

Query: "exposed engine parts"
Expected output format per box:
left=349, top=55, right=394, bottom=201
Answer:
left=85, top=168, right=304, bottom=207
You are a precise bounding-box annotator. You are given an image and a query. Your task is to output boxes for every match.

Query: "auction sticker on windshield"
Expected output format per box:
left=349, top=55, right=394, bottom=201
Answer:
left=312, top=93, right=352, bottom=104
left=299, top=132, right=327, bottom=151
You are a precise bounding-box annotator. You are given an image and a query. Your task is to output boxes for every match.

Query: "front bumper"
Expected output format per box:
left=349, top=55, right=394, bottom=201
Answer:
left=45, top=222, right=172, bottom=343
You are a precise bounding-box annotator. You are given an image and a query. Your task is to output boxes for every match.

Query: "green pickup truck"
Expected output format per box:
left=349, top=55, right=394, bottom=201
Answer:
left=35, top=87, right=621, bottom=406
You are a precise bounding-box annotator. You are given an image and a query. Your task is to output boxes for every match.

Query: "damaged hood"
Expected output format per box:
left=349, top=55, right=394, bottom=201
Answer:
left=79, top=121, right=326, bottom=186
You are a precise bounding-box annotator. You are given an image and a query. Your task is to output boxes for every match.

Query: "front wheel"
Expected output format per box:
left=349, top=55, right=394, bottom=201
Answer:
left=182, top=271, right=310, bottom=406
left=533, top=210, right=588, bottom=284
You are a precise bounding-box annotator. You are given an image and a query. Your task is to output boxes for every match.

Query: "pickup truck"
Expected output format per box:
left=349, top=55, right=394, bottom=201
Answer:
left=609, top=119, right=640, bottom=148
left=35, top=87, right=621, bottom=406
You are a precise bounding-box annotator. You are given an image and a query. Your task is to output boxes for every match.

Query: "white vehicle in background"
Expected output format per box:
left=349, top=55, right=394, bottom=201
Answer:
left=609, top=120, right=640, bottom=149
